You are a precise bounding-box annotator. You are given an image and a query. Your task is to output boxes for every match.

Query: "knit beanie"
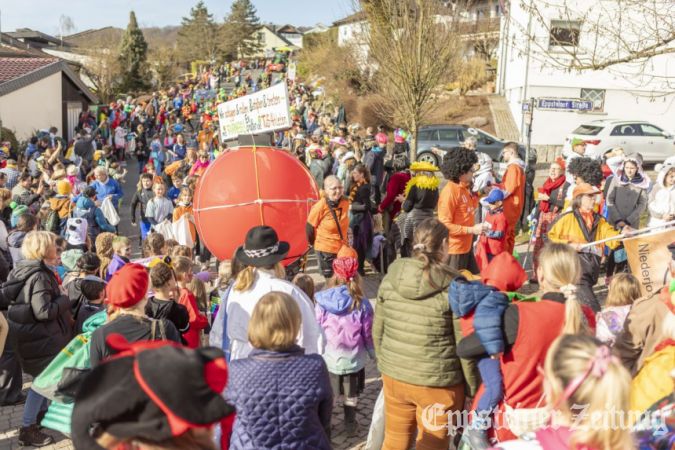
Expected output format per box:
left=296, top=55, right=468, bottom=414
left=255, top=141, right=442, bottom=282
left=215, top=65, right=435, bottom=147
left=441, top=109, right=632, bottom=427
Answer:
left=61, top=249, right=84, bottom=272
left=106, top=263, right=149, bottom=308
left=57, top=179, right=72, bottom=196
left=10, top=203, right=28, bottom=228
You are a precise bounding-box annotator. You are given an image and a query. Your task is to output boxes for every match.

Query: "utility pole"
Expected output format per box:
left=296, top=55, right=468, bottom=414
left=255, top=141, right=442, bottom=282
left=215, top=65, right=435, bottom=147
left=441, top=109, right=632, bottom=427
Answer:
left=519, top=0, right=534, bottom=143
left=524, top=97, right=535, bottom=165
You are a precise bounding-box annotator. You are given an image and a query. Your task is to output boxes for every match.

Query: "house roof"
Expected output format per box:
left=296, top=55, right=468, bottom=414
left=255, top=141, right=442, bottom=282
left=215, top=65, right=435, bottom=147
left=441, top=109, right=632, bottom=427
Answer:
left=277, top=24, right=301, bottom=34
left=333, top=11, right=366, bottom=26
left=304, top=24, right=329, bottom=34
left=64, top=27, right=123, bottom=47
left=0, top=33, right=47, bottom=57
left=0, top=57, right=57, bottom=84
left=6, top=28, right=69, bottom=47
left=259, top=25, right=298, bottom=48
left=0, top=45, right=35, bottom=58
left=0, top=55, right=98, bottom=102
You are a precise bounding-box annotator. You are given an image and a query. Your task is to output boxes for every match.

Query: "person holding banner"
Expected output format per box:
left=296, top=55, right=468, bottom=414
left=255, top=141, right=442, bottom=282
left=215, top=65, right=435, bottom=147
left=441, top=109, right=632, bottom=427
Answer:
left=548, top=183, right=630, bottom=312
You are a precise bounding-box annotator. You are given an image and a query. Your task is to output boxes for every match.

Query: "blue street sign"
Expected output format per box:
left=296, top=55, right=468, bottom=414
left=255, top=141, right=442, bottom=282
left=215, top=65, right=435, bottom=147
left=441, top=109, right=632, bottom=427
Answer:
left=522, top=103, right=530, bottom=112
left=536, top=98, right=594, bottom=111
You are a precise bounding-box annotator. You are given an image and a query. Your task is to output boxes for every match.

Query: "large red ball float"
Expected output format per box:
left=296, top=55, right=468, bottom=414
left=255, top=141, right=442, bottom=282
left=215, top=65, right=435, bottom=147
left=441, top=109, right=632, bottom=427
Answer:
left=193, top=146, right=320, bottom=265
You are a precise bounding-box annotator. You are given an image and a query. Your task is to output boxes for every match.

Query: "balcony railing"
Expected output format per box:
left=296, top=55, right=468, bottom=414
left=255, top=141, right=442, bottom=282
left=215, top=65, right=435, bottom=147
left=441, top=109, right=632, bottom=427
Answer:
left=455, top=17, right=501, bottom=35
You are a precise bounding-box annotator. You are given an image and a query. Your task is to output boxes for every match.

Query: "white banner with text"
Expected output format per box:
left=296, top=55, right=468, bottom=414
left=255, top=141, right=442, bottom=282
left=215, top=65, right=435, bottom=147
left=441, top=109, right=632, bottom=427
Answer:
left=217, top=82, right=292, bottom=141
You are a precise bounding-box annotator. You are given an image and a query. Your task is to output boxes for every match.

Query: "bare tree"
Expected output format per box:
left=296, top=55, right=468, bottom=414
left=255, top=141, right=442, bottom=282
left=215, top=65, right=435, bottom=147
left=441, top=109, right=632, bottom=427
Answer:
left=77, top=33, right=122, bottom=103
left=58, top=15, right=76, bottom=45
left=512, top=0, right=675, bottom=91
left=362, top=0, right=465, bottom=161
left=81, top=49, right=121, bottom=103
left=149, top=45, right=181, bottom=89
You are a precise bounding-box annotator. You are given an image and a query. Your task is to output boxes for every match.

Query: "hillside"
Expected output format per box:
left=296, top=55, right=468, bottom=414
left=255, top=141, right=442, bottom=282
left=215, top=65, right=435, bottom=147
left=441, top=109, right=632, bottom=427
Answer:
left=65, top=25, right=179, bottom=49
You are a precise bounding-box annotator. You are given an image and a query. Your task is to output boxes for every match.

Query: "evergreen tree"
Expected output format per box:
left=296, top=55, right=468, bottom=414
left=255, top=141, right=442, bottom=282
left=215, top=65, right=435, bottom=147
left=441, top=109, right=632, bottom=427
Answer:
left=222, top=0, right=262, bottom=59
left=118, top=11, right=150, bottom=92
left=177, top=1, right=219, bottom=63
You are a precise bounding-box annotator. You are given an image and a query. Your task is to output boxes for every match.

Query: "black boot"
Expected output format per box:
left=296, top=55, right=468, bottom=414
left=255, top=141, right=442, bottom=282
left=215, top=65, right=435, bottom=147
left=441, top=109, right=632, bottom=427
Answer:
left=18, top=424, right=54, bottom=447
left=343, top=405, right=358, bottom=436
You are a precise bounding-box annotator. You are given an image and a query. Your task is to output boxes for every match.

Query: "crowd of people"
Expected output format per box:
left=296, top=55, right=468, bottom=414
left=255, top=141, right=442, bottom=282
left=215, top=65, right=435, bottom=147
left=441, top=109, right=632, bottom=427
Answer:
left=0, top=57, right=671, bottom=450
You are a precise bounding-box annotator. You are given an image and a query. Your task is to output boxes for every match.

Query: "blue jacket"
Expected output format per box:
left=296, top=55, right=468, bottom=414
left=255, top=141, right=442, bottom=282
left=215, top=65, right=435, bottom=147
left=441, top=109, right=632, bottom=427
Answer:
left=25, top=143, right=39, bottom=160
left=225, top=346, right=332, bottom=450
left=167, top=186, right=180, bottom=203
left=172, top=143, right=186, bottom=161
left=448, top=278, right=508, bottom=355
left=90, top=178, right=123, bottom=207
left=74, top=197, right=115, bottom=235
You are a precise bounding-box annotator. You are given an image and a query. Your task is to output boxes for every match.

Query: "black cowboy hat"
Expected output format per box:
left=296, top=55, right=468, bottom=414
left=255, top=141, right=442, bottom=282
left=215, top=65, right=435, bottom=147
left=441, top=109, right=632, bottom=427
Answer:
left=235, top=226, right=290, bottom=267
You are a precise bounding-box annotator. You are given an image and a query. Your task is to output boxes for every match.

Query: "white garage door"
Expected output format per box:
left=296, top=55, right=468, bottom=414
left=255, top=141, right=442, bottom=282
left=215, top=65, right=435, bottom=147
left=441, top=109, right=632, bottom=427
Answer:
left=66, top=102, right=82, bottom=140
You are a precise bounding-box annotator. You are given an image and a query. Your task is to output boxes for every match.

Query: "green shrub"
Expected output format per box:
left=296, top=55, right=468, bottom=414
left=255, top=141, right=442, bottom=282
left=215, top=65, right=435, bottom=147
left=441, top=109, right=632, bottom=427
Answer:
left=0, top=127, right=19, bottom=158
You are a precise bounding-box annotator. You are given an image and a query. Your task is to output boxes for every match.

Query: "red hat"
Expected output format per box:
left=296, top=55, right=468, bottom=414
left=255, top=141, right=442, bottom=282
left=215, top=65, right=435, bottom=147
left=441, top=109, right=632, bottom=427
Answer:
left=481, top=253, right=527, bottom=292
left=106, top=263, right=149, bottom=308
left=555, top=156, right=566, bottom=171
left=333, top=246, right=359, bottom=281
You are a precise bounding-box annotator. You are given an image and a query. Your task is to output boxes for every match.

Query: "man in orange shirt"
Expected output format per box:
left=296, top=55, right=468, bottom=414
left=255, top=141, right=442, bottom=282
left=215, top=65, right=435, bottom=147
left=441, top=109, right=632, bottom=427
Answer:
left=501, top=142, right=526, bottom=254
left=438, top=148, right=487, bottom=272
left=306, top=176, right=351, bottom=278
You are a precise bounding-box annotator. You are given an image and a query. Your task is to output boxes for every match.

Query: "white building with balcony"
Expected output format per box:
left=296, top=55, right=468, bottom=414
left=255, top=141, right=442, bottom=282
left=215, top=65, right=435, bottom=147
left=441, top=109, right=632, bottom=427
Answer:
left=334, top=1, right=504, bottom=65
left=495, top=0, right=675, bottom=146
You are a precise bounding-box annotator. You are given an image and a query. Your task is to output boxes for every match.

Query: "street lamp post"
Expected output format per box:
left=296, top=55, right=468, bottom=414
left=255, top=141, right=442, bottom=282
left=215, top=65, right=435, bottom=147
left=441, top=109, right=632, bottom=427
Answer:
left=520, top=0, right=534, bottom=143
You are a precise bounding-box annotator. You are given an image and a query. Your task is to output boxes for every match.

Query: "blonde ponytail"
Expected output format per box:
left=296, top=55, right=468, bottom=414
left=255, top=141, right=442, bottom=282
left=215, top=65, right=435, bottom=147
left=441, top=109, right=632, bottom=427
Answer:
left=561, top=285, right=586, bottom=335
left=234, top=266, right=257, bottom=292
left=539, top=244, right=589, bottom=335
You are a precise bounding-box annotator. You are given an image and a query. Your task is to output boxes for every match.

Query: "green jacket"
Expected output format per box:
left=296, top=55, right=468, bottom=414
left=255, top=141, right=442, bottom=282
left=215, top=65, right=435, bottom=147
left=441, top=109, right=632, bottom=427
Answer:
left=373, top=258, right=478, bottom=393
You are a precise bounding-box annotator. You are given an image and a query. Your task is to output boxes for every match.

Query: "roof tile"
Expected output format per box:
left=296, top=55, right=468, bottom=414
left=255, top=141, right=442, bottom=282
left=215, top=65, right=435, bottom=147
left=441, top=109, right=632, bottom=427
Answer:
left=0, top=57, right=58, bottom=84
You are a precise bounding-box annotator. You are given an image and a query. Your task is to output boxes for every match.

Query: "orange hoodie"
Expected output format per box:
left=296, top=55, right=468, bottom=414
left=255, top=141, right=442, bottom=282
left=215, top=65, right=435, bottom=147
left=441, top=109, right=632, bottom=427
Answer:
left=438, top=181, right=478, bottom=254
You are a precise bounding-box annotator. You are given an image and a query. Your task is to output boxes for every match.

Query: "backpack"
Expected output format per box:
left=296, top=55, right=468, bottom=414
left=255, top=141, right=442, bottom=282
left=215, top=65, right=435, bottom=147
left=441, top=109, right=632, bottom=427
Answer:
left=45, top=209, right=61, bottom=234
left=73, top=206, right=99, bottom=238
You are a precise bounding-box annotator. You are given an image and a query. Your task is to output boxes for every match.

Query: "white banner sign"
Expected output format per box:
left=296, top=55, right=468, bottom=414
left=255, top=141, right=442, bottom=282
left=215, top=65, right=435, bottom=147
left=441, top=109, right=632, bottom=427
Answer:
left=217, top=83, right=292, bottom=141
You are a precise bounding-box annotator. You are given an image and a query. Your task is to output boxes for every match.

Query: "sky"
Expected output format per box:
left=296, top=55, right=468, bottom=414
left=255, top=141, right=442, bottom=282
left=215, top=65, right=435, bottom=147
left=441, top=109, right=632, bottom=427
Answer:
left=0, top=0, right=354, bottom=36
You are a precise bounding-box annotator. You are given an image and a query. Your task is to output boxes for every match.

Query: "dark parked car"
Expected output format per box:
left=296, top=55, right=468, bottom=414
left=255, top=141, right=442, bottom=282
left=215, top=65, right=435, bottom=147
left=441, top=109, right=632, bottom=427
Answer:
left=416, top=125, right=526, bottom=166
